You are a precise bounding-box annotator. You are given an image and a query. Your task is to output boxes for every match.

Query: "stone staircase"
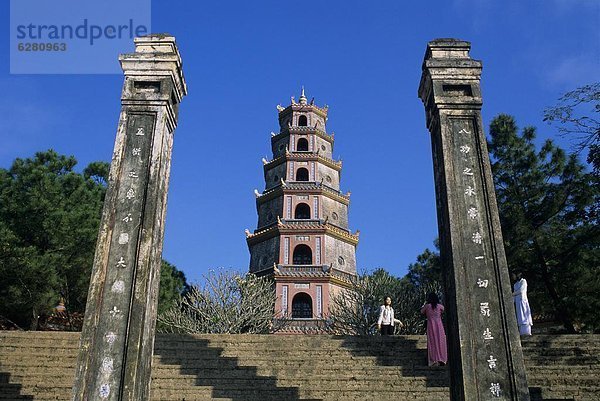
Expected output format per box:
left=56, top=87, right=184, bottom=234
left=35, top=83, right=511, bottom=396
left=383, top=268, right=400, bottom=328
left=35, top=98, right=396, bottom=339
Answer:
left=0, top=332, right=598, bottom=401
left=522, top=335, right=600, bottom=401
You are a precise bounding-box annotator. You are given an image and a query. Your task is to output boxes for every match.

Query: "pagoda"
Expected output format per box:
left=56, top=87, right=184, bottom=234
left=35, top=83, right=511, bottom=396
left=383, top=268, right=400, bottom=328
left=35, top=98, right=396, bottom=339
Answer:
left=246, top=88, right=359, bottom=331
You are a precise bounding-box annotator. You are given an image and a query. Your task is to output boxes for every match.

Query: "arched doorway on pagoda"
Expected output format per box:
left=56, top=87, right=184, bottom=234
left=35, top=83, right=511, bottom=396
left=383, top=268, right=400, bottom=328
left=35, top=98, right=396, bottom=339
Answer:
left=294, top=203, right=311, bottom=219
left=296, top=137, right=309, bottom=151
left=295, top=168, right=309, bottom=181
left=292, top=293, right=313, bottom=318
left=293, top=244, right=312, bottom=265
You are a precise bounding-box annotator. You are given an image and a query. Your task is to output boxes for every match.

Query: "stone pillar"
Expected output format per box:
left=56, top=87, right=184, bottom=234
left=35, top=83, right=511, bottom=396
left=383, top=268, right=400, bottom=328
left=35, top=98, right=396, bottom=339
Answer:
left=418, top=39, right=529, bottom=400
left=72, top=35, right=187, bottom=401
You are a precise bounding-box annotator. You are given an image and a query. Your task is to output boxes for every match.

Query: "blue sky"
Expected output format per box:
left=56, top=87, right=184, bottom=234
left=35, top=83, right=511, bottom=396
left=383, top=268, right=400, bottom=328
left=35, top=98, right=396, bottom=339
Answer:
left=1, top=1, right=599, bottom=282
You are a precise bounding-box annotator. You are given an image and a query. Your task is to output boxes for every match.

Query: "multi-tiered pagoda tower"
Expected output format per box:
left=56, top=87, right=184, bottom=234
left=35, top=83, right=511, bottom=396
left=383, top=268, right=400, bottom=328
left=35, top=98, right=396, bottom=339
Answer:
left=246, top=89, right=359, bottom=330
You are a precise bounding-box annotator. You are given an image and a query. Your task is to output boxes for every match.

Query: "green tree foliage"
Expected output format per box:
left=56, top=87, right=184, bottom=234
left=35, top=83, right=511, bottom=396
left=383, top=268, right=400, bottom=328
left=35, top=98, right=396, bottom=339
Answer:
left=158, top=269, right=277, bottom=334
left=158, top=260, right=189, bottom=315
left=83, top=161, right=110, bottom=186
left=405, top=239, right=442, bottom=289
left=488, top=114, right=600, bottom=333
left=0, top=150, right=188, bottom=329
left=0, top=150, right=107, bottom=329
left=328, top=267, right=441, bottom=335
left=328, top=269, right=403, bottom=335
left=544, top=83, right=600, bottom=175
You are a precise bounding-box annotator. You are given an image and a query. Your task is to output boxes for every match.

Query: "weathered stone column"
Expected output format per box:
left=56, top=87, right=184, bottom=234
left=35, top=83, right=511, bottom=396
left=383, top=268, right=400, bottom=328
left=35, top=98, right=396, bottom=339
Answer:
left=72, top=35, right=187, bottom=401
left=418, top=39, right=529, bottom=400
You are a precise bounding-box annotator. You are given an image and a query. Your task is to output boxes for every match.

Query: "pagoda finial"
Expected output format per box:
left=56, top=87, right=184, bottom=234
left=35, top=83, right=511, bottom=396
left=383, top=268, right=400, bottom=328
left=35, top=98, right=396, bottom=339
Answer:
left=299, top=86, right=307, bottom=105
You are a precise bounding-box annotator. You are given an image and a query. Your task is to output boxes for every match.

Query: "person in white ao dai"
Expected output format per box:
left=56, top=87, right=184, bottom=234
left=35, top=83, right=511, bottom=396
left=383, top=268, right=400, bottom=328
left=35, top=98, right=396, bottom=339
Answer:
left=512, top=272, right=533, bottom=336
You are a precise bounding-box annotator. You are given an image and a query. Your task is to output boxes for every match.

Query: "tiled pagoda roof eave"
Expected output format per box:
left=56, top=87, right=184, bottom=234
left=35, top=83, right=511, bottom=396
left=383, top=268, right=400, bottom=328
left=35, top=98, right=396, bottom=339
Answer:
left=245, top=220, right=359, bottom=246
left=250, top=265, right=357, bottom=285
left=245, top=224, right=279, bottom=245
left=278, top=103, right=329, bottom=118
left=263, top=153, right=342, bottom=172
left=271, top=127, right=334, bottom=144
left=255, top=183, right=350, bottom=206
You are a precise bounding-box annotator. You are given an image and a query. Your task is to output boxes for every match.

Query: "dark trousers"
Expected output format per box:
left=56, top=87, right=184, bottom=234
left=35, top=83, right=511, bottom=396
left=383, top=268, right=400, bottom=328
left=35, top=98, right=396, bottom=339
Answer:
left=380, top=324, right=394, bottom=335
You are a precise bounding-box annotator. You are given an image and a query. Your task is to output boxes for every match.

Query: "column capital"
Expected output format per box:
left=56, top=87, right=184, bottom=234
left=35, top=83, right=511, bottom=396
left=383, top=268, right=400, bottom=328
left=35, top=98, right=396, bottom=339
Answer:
left=418, top=38, right=483, bottom=130
left=119, top=34, right=187, bottom=103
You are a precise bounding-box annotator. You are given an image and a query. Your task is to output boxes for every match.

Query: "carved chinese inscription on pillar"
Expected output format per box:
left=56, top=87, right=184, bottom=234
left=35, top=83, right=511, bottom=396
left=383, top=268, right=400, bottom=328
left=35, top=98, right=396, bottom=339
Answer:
left=93, top=113, right=155, bottom=400
left=451, top=118, right=509, bottom=398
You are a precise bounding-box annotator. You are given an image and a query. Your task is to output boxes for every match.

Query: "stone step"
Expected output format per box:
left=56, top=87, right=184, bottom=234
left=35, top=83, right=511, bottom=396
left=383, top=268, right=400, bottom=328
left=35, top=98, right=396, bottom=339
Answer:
left=7, top=343, right=596, bottom=358
left=524, top=356, right=599, bottom=366
left=529, top=385, right=600, bottom=401
left=154, top=354, right=428, bottom=364
left=0, top=367, right=437, bottom=384
left=0, top=346, right=428, bottom=357
left=521, top=334, right=600, bottom=343
left=521, top=339, right=600, bottom=347
left=0, top=367, right=448, bottom=389
left=0, top=354, right=427, bottom=367
left=525, top=365, right=600, bottom=374
left=0, top=337, right=429, bottom=349
left=0, top=331, right=428, bottom=342
left=0, top=342, right=79, bottom=349
left=150, top=377, right=448, bottom=391
left=0, top=386, right=305, bottom=401
left=526, top=375, right=600, bottom=387
left=0, top=350, right=79, bottom=359
left=523, top=347, right=599, bottom=355
left=0, top=355, right=78, bottom=365
left=152, top=365, right=448, bottom=377
left=0, top=359, right=448, bottom=374
left=154, top=347, right=427, bottom=359
left=180, top=338, right=429, bottom=346
left=162, top=345, right=429, bottom=355
left=0, top=347, right=600, bottom=365
left=8, top=354, right=589, bottom=369
left=0, top=345, right=429, bottom=355
left=154, top=357, right=428, bottom=369
left=0, top=385, right=71, bottom=400
left=149, top=388, right=450, bottom=401
left=0, top=368, right=74, bottom=378
left=528, top=342, right=600, bottom=349
left=156, top=334, right=428, bottom=342
left=296, top=389, right=450, bottom=401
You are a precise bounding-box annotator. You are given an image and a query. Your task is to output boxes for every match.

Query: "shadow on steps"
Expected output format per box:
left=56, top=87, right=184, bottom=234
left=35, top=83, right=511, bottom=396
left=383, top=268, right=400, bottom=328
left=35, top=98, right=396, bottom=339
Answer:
left=528, top=386, right=575, bottom=401
left=339, top=335, right=449, bottom=389
left=0, top=371, right=34, bottom=400
left=153, top=334, right=315, bottom=401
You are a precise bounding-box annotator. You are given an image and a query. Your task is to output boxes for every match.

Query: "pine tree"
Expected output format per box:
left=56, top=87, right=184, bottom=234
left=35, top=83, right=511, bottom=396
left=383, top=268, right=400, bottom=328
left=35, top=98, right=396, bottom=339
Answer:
left=488, top=115, right=599, bottom=332
left=0, top=150, right=188, bottom=329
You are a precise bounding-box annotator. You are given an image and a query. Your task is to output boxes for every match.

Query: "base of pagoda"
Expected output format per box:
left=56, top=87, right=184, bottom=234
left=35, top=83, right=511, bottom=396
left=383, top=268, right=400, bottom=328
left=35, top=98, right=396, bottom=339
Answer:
left=275, top=318, right=331, bottom=334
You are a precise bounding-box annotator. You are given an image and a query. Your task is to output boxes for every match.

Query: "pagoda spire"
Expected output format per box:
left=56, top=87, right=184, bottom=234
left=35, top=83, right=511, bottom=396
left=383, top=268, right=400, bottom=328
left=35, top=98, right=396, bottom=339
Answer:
left=299, top=86, right=307, bottom=105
